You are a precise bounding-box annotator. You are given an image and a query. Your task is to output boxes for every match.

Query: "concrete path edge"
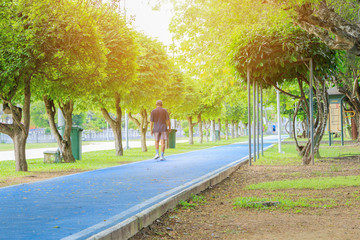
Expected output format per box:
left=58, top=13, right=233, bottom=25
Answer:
left=86, top=157, right=250, bottom=240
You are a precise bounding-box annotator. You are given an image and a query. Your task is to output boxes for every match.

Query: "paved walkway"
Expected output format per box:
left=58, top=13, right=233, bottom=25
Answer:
left=0, top=137, right=283, bottom=239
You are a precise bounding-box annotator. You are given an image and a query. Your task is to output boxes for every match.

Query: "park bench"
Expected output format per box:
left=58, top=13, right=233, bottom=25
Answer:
left=43, top=150, right=62, bottom=163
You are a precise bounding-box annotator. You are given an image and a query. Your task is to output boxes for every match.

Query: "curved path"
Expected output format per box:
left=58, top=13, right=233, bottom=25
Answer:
left=0, top=141, right=276, bottom=240
left=0, top=140, right=189, bottom=161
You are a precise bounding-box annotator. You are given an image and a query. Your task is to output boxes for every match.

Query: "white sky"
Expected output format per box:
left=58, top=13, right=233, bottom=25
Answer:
left=123, top=0, right=173, bottom=46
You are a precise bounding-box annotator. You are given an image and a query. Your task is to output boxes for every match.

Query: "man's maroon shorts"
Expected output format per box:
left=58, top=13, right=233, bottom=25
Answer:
left=154, top=132, right=168, bottom=141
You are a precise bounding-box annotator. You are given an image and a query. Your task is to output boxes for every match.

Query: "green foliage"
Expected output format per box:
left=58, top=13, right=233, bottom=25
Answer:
left=72, top=112, right=86, bottom=127
left=231, top=23, right=337, bottom=86
left=125, top=33, right=173, bottom=112
left=30, top=101, right=48, bottom=128
left=89, top=3, right=138, bottom=111
left=82, top=111, right=107, bottom=132
left=34, top=0, right=108, bottom=102
left=170, top=0, right=241, bottom=120
left=0, top=0, right=43, bottom=103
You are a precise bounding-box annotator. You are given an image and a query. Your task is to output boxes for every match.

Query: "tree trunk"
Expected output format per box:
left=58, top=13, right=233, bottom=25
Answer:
left=211, top=119, right=216, bottom=142
left=204, top=120, right=210, bottom=142
left=187, top=116, right=194, bottom=144
left=6, top=105, right=29, bottom=171
left=0, top=67, right=38, bottom=171
left=0, top=76, right=32, bottom=171
left=198, top=114, right=203, bottom=144
left=101, top=94, right=123, bottom=156
left=351, top=117, right=358, bottom=140
left=141, top=127, right=147, bottom=152
left=128, top=109, right=149, bottom=152
left=44, top=96, right=75, bottom=163
left=297, top=78, right=328, bottom=165
left=234, top=121, right=239, bottom=138
left=13, top=131, right=28, bottom=171
left=231, top=120, right=235, bottom=138
left=225, top=120, right=229, bottom=140
left=187, top=115, right=200, bottom=145
left=218, top=118, right=221, bottom=141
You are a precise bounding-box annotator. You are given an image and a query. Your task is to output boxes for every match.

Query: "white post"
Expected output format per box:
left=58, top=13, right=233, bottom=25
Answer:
left=58, top=108, right=65, bottom=127
left=210, top=120, right=215, bottom=142
left=125, top=110, right=130, bottom=150
left=247, top=67, right=252, bottom=166
left=277, top=84, right=282, bottom=153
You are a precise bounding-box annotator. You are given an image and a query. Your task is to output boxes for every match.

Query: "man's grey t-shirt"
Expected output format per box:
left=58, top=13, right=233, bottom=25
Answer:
left=150, top=107, right=169, bottom=132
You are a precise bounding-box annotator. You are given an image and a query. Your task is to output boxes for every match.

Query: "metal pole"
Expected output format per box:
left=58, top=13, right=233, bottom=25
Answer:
left=341, top=100, right=344, bottom=146
left=253, top=78, right=257, bottom=162
left=257, top=81, right=260, bottom=158
left=276, top=83, right=282, bottom=153
left=261, top=82, right=264, bottom=156
left=125, top=110, right=130, bottom=150
left=309, top=58, right=315, bottom=165
left=247, top=67, right=252, bottom=166
left=328, top=113, right=331, bottom=146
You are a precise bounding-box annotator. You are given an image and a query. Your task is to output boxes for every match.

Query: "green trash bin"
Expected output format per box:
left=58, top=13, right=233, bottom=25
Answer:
left=169, top=129, right=177, bottom=148
left=215, top=130, right=220, bottom=141
left=71, top=126, right=83, bottom=160
left=59, top=125, right=83, bottom=160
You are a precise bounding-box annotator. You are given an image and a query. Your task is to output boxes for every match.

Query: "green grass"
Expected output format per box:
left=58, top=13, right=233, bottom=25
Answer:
left=233, top=195, right=336, bottom=211
left=255, top=142, right=360, bottom=166
left=0, top=141, right=114, bottom=151
left=0, top=137, right=245, bottom=182
left=0, top=142, right=60, bottom=151
left=178, top=194, right=207, bottom=210
left=236, top=142, right=360, bottom=212
left=246, top=175, right=360, bottom=190
left=318, top=144, right=360, bottom=158
left=254, top=144, right=302, bottom=165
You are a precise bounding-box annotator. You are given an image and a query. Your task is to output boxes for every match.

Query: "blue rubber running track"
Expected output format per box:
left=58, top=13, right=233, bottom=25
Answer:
left=0, top=142, right=271, bottom=239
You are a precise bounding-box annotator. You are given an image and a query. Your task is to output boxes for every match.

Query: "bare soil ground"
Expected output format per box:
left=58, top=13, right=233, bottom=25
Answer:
left=131, top=157, right=360, bottom=240
left=0, top=170, right=85, bottom=187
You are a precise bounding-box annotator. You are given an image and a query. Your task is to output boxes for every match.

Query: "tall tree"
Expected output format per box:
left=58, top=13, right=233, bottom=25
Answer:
left=92, top=3, right=138, bottom=156
left=127, top=34, right=172, bottom=152
left=0, top=0, right=60, bottom=171
left=231, top=24, right=338, bottom=164
left=38, top=0, right=107, bottom=162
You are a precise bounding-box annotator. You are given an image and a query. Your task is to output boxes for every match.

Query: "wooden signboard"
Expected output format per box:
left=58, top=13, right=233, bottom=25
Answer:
left=329, top=103, right=341, bottom=133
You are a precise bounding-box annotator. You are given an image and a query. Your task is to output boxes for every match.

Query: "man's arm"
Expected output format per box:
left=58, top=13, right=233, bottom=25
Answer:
left=166, top=119, right=171, bottom=133
left=150, top=121, right=154, bottom=136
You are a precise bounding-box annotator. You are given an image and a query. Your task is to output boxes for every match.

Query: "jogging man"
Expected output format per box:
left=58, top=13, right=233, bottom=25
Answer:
left=150, top=100, right=171, bottom=160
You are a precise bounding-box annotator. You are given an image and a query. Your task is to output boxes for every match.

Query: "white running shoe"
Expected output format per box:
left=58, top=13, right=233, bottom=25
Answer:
left=154, top=154, right=160, bottom=159
left=160, top=155, right=166, bottom=161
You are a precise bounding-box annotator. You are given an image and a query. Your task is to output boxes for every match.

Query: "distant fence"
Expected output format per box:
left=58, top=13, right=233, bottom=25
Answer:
left=0, top=122, right=291, bottom=145
left=0, top=128, right=186, bottom=144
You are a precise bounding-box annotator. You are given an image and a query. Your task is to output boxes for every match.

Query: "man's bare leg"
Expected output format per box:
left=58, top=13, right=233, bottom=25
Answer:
left=160, top=139, right=166, bottom=159
left=154, top=140, right=160, bottom=159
